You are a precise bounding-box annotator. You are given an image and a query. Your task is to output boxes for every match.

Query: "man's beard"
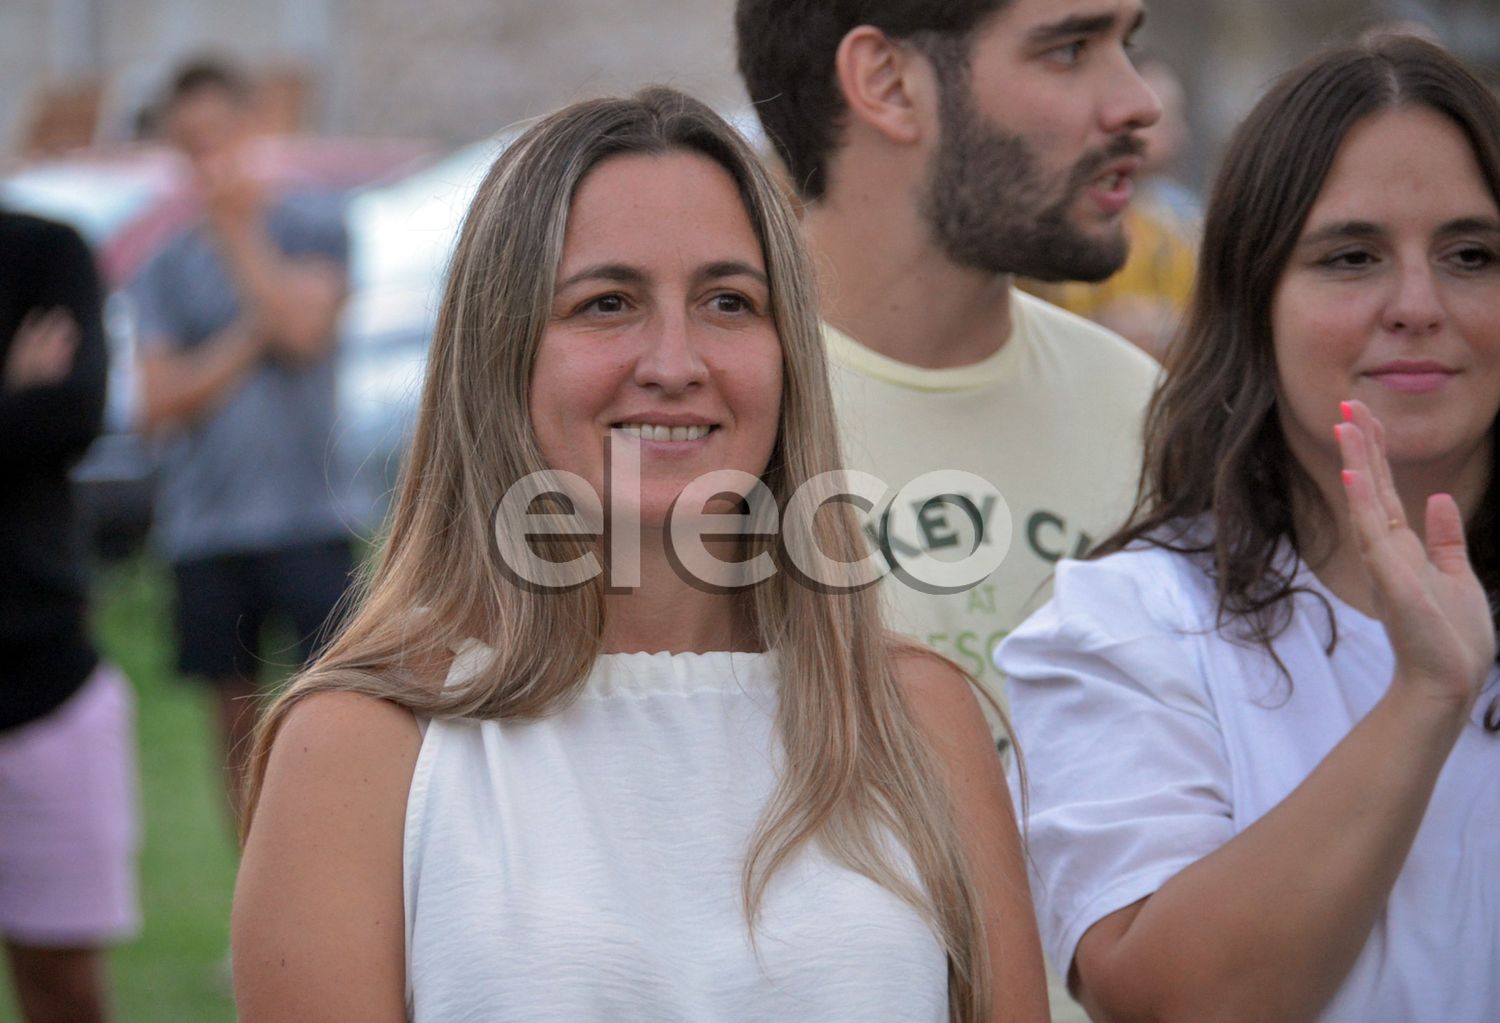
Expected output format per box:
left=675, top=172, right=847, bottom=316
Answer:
left=921, top=83, right=1140, bottom=283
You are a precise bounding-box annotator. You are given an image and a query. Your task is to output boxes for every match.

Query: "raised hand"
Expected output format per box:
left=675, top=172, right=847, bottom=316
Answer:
left=5, top=307, right=79, bottom=392
left=1335, top=399, right=1496, bottom=718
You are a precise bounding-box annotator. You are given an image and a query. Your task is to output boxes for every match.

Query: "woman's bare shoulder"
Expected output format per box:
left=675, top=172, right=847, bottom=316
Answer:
left=246, top=688, right=424, bottom=863
left=890, top=645, right=1052, bottom=1020
left=273, top=689, right=424, bottom=758
left=251, top=688, right=426, bottom=836
left=891, top=643, right=989, bottom=742
left=233, top=690, right=421, bottom=1022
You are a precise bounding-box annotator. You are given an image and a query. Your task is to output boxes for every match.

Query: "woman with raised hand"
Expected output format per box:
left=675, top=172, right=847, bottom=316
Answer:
left=231, top=87, right=1048, bottom=1023
left=998, top=36, right=1500, bottom=1023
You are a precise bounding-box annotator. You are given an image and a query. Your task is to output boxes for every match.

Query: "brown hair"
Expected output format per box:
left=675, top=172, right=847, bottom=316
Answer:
left=164, top=55, right=253, bottom=109
left=735, top=0, right=1012, bottom=201
left=1095, top=35, right=1500, bottom=730
left=243, top=87, right=997, bottom=1020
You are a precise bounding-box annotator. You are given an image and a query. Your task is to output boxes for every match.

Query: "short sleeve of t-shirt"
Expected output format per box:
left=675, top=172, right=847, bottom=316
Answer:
left=995, top=547, right=1235, bottom=978
left=270, top=191, right=349, bottom=265
left=129, top=247, right=179, bottom=352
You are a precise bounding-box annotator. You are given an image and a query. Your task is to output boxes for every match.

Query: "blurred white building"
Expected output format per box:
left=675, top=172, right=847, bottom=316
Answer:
left=2, top=0, right=1496, bottom=193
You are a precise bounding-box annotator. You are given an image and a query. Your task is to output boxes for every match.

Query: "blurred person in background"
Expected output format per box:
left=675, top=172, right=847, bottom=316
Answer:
left=130, top=57, right=353, bottom=824
left=1129, top=58, right=1201, bottom=225
left=1024, top=57, right=1200, bottom=361
left=735, top=0, right=1163, bottom=727
left=0, top=208, right=139, bottom=1023
left=1000, top=37, right=1500, bottom=1022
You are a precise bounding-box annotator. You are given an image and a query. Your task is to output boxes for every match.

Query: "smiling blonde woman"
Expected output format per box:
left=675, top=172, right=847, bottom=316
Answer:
left=230, top=87, right=1048, bottom=1023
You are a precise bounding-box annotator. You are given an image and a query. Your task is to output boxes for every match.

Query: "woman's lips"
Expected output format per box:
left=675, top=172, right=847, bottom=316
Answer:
left=608, top=423, right=718, bottom=458
left=1364, top=362, right=1456, bottom=395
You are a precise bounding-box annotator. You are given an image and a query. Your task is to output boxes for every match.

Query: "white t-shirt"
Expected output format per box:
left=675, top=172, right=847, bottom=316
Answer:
left=403, top=646, right=948, bottom=1022
left=997, top=540, right=1500, bottom=1022
left=826, top=290, right=1158, bottom=708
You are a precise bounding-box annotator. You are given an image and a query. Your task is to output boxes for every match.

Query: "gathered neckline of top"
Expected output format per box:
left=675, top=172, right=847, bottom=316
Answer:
left=443, top=641, right=779, bottom=699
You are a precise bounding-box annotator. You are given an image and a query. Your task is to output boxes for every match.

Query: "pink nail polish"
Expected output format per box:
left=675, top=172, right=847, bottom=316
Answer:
left=1340, top=401, right=1353, bottom=422
left=1341, top=470, right=1353, bottom=487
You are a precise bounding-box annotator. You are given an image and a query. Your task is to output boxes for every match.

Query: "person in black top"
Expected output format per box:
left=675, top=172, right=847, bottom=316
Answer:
left=0, top=209, right=139, bottom=1023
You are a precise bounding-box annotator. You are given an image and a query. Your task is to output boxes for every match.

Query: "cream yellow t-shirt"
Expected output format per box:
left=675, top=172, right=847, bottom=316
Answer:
left=825, top=289, right=1160, bottom=711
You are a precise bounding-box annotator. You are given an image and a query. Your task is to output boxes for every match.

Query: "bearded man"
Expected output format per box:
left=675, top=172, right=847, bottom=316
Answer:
left=737, top=0, right=1163, bottom=711
left=738, top=5, right=1164, bottom=1018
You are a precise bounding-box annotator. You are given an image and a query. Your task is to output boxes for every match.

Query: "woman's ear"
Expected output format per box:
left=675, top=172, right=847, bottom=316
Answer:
left=833, top=26, right=937, bottom=147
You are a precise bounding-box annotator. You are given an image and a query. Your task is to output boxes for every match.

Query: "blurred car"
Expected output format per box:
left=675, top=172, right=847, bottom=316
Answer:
left=335, top=133, right=513, bottom=517
left=0, top=136, right=437, bottom=558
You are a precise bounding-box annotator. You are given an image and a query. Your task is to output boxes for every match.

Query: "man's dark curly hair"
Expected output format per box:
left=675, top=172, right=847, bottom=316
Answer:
left=735, top=0, right=1011, bottom=201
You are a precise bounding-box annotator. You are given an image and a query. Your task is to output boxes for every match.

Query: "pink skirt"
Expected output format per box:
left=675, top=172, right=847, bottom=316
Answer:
left=0, top=664, right=141, bottom=947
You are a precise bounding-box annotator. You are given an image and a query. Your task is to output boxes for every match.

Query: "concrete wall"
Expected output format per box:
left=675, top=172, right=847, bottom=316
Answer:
left=3, top=0, right=1497, bottom=164
left=330, top=0, right=742, bottom=142
left=0, top=0, right=742, bottom=155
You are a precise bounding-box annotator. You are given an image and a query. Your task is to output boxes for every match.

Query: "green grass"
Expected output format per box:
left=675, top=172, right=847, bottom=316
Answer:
left=103, top=558, right=240, bottom=1023
left=2, top=558, right=241, bottom=1023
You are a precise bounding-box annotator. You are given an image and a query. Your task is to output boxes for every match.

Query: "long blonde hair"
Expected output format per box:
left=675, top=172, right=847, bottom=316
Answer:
left=244, top=87, right=992, bottom=1021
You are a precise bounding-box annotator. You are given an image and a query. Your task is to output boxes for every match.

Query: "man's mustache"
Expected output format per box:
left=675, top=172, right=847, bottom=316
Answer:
left=1069, top=134, right=1148, bottom=188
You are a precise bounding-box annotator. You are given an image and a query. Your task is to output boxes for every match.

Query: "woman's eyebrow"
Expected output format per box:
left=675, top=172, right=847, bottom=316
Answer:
left=556, top=263, right=648, bottom=290
left=1297, top=221, right=1384, bottom=247
left=1299, top=216, right=1500, bottom=248
left=1434, top=215, right=1500, bottom=238
left=556, top=262, right=767, bottom=289
left=697, top=260, right=768, bottom=286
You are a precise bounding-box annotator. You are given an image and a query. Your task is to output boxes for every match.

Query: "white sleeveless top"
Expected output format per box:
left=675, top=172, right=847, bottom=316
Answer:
left=402, top=647, right=949, bottom=1022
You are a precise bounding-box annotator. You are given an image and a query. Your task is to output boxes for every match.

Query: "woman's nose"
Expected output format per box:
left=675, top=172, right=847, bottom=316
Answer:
left=633, top=311, right=708, bottom=392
